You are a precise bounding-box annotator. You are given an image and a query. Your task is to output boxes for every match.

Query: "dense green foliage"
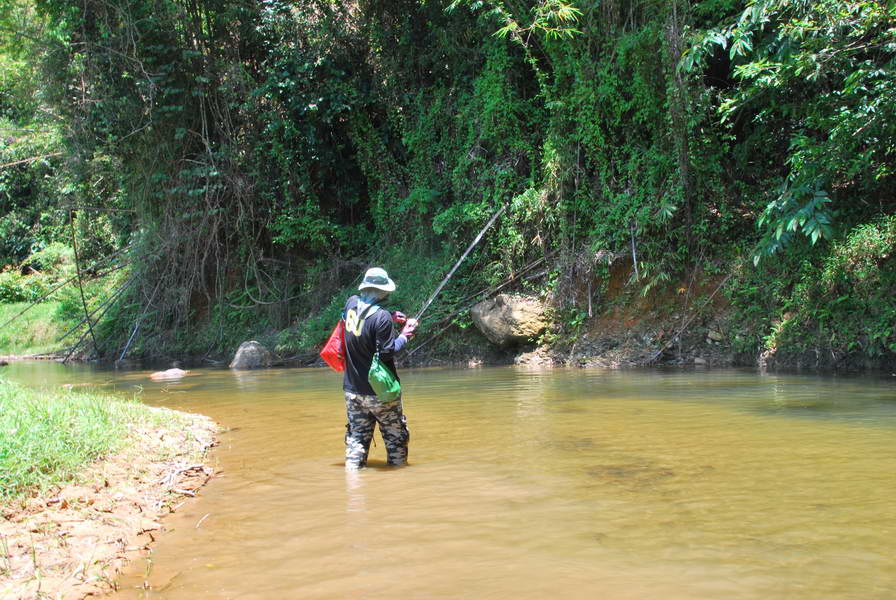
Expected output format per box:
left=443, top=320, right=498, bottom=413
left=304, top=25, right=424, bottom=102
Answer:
left=0, top=1, right=67, bottom=262
left=0, top=0, right=893, bottom=364
left=729, top=214, right=896, bottom=359
left=687, top=0, right=896, bottom=260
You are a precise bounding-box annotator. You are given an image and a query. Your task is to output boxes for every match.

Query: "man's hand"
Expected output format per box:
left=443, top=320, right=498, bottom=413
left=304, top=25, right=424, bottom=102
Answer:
left=401, top=318, right=419, bottom=340
left=391, top=311, right=407, bottom=326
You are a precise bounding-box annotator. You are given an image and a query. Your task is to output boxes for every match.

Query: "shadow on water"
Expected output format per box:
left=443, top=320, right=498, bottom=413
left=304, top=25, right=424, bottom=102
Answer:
left=745, top=379, right=896, bottom=423
left=565, top=367, right=896, bottom=425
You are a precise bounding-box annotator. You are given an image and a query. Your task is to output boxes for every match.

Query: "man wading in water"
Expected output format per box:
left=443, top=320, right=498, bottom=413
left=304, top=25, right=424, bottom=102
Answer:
left=342, top=267, right=418, bottom=469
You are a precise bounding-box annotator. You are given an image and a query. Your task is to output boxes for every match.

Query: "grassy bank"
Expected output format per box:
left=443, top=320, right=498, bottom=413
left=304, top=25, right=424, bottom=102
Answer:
left=0, top=379, right=217, bottom=600
left=0, top=379, right=191, bottom=499
left=0, top=302, right=66, bottom=356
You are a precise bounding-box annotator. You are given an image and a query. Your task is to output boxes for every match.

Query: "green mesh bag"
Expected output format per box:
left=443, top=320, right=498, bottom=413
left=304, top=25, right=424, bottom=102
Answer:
left=368, top=353, right=401, bottom=403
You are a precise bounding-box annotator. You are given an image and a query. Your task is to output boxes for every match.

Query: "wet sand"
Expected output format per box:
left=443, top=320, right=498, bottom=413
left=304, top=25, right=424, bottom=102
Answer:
left=0, top=407, right=217, bottom=600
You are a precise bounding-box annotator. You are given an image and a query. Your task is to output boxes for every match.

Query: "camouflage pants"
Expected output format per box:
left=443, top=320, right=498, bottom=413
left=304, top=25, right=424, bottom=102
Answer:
left=344, top=391, right=409, bottom=469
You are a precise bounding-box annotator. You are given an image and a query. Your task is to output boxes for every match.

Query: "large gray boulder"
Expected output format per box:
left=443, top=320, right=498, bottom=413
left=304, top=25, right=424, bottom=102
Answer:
left=470, top=294, right=549, bottom=347
left=229, top=341, right=272, bottom=369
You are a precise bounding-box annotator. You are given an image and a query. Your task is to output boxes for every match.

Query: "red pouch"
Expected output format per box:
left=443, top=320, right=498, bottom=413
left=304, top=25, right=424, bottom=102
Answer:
left=320, top=320, right=346, bottom=372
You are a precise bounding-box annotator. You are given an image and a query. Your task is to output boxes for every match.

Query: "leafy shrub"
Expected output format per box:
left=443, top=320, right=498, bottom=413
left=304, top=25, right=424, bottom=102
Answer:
left=730, top=216, right=896, bottom=359
left=789, top=216, right=896, bottom=356
left=25, top=242, right=74, bottom=274
left=0, top=268, right=51, bottom=303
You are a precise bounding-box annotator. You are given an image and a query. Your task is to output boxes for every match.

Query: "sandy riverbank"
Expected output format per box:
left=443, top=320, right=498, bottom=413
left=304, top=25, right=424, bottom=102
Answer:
left=0, top=409, right=218, bottom=600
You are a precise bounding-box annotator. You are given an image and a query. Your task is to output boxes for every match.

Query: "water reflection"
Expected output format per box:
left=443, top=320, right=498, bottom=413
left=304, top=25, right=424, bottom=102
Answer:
left=344, top=469, right=365, bottom=513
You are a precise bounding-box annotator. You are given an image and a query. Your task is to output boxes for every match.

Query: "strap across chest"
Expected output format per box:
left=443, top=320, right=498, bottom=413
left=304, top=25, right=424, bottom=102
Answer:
left=345, top=302, right=380, bottom=336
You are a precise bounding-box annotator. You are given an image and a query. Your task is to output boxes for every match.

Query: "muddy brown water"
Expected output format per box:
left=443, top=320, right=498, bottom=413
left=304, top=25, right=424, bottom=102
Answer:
left=5, top=361, right=896, bottom=599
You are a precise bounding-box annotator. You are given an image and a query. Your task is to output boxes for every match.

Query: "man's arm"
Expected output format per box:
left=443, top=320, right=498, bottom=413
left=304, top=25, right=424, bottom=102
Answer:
left=376, top=312, right=407, bottom=359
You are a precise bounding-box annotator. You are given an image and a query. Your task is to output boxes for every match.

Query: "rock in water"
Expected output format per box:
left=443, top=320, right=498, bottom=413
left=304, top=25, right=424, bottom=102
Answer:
left=150, top=368, right=187, bottom=381
left=470, top=294, right=548, bottom=347
left=229, top=341, right=272, bottom=369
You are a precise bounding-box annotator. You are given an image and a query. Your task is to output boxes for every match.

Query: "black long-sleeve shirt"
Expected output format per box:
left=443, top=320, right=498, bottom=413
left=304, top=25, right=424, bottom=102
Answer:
left=342, top=295, right=406, bottom=395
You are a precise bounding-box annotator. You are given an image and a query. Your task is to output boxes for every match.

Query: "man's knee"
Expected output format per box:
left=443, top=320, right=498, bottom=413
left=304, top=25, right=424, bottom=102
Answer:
left=380, top=407, right=408, bottom=436
left=345, top=412, right=376, bottom=469
left=381, top=412, right=409, bottom=466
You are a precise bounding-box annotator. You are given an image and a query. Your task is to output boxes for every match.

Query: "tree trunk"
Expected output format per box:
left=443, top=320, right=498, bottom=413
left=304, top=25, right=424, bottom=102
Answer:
left=665, top=2, right=695, bottom=249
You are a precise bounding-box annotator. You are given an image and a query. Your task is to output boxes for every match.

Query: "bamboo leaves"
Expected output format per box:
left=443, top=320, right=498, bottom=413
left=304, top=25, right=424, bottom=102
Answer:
left=451, top=0, right=583, bottom=42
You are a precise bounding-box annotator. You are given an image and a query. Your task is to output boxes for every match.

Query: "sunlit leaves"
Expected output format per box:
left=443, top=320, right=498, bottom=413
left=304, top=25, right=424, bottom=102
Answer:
left=451, top=0, right=582, bottom=43
left=729, top=29, right=753, bottom=58
left=530, top=0, right=583, bottom=40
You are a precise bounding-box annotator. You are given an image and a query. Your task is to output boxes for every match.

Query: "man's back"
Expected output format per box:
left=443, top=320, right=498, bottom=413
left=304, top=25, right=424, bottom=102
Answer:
left=342, top=295, right=401, bottom=395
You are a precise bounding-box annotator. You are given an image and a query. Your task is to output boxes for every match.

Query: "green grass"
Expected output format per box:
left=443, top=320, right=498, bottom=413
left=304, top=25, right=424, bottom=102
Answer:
left=0, top=379, right=185, bottom=499
left=0, top=302, right=66, bottom=356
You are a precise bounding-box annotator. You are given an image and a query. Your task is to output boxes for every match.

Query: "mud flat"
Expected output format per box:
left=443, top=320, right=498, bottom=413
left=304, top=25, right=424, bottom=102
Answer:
left=0, top=409, right=218, bottom=600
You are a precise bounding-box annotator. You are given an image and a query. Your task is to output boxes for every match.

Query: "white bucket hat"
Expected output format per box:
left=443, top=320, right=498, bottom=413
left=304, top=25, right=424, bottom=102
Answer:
left=358, top=267, right=396, bottom=292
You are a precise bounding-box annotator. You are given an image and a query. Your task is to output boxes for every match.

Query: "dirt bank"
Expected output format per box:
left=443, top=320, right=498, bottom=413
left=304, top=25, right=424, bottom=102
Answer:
left=0, top=410, right=218, bottom=600
left=404, top=258, right=895, bottom=373
left=404, top=261, right=739, bottom=370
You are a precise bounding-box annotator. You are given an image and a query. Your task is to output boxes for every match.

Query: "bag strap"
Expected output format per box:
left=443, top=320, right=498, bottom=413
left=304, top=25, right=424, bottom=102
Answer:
left=343, top=300, right=380, bottom=341
left=359, top=302, right=380, bottom=319
left=343, top=296, right=380, bottom=320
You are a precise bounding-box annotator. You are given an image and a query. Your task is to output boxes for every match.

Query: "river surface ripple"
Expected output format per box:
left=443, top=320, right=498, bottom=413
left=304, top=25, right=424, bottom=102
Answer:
left=5, top=362, right=896, bottom=599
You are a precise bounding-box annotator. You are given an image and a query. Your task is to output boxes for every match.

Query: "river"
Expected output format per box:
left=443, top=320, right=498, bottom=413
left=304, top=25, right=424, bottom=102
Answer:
left=4, top=361, right=895, bottom=599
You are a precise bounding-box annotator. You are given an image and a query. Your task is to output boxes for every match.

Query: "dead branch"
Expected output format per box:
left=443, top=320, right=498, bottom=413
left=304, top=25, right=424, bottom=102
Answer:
left=0, top=153, right=62, bottom=169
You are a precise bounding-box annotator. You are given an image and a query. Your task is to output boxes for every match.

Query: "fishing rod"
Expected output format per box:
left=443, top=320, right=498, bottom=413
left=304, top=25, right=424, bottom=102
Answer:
left=406, top=265, right=550, bottom=359
left=413, top=203, right=507, bottom=321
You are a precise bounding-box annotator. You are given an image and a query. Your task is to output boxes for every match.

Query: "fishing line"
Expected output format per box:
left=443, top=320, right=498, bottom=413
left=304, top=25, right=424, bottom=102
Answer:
left=413, top=204, right=507, bottom=321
